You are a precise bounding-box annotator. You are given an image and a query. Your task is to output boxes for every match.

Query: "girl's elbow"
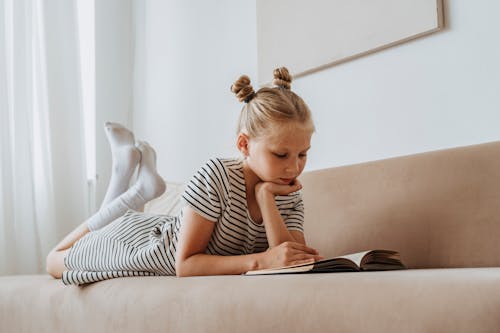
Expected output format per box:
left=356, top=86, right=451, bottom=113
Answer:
left=175, top=259, right=191, bottom=277
left=175, top=262, right=184, bottom=277
left=175, top=268, right=187, bottom=278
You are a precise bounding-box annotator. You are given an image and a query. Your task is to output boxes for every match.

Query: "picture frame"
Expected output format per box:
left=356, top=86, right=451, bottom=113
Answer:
left=257, top=0, right=444, bottom=85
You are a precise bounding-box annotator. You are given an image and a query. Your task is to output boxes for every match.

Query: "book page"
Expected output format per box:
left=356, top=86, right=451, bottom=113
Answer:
left=336, top=250, right=372, bottom=267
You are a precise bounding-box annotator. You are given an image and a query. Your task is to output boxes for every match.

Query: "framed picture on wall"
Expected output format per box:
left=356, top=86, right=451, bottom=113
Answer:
left=257, top=0, right=444, bottom=85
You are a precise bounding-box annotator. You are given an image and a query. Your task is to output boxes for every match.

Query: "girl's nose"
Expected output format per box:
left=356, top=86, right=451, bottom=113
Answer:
left=286, top=159, right=300, bottom=174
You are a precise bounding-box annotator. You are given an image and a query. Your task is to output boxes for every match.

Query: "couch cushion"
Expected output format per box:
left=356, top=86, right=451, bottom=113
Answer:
left=299, top=141, right=500, bottom=269
left=2, top=268, right=500, bottom=332
left=144, top=181, right=185, bottom=216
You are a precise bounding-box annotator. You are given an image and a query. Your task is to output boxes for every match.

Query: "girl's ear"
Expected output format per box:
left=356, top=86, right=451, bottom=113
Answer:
left=236, top=133, right=250, bottom=157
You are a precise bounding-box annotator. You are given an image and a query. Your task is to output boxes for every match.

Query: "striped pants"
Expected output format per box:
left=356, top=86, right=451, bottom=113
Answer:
left=62, top=210, right=178, bottom=286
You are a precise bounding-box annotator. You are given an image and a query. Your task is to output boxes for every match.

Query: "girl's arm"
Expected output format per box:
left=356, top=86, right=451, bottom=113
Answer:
left=255, top=189, right=303, bottom=247
left=175, top=206, right=321, bottom=277
left=255, top=180, right=308, bottom=248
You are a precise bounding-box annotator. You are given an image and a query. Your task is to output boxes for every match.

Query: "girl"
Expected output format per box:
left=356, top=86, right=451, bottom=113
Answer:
left=46, top=67, right=323, bottom=285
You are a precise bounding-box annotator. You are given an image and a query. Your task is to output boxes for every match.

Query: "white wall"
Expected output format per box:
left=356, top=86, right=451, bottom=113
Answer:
left=297, top=0, right=500, bottom=171
left=132, top=0, right=256, bottom=183
left=131, top=0, right=500, bottom=183
left=95, top=0, right=134, bottom=203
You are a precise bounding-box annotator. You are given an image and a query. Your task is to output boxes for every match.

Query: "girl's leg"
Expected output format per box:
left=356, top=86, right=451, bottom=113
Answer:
left=46, top=141, right=166, bottom=278
left=86, top=140, right=165, bottom=231
left=46, top=222, right=89, bottom=278
left=100, top=122, right=141, bottom=208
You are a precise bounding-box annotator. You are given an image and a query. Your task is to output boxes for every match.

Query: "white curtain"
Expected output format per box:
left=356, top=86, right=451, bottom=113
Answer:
left=0, top=0, right=89, bottom=275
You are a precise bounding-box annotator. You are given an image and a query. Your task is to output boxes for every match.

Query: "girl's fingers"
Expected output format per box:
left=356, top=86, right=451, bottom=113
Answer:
left=292, top=178, right=302, bottom=188
left=279, top=185, right=300, bottom=195
left=273, top=181, right=302, bottom=195
left=289, top=258, right=315, bottom=266
left=290, top=242, right=319, bottom=254
left=291, top=253, right=324, bottom=262
left=292, top=254, right=317, bottom=261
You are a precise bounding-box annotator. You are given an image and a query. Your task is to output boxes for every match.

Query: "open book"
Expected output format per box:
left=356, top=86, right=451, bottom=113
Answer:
left=245, top=249, right=406, bottom=275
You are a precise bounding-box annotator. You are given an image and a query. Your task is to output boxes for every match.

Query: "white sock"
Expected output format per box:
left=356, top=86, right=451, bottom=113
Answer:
left=132, top=141, right=167, bottom=202
left=87, top=141, right=166, bottom=231
left=100, top=122, right=141, bottom=209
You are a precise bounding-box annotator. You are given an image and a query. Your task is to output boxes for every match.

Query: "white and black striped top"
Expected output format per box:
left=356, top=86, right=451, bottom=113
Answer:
left=181, top=157, right=305, bottom=256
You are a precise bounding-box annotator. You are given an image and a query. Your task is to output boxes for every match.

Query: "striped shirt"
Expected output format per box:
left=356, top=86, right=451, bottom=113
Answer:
left=180, top=157, right=305, bottom=256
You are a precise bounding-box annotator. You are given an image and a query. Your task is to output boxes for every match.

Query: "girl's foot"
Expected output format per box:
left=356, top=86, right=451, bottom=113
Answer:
left=100, top=122, right=141, bottom=208
left=133, top=141, right=166, bottom=201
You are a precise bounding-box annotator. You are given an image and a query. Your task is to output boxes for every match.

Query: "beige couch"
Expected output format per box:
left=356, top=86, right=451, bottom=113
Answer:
left=2, top=141, right=500, bottom=332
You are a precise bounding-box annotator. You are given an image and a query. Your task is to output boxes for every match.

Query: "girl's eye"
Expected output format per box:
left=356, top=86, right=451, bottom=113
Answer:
left=299, top=154, right=307, bottom=158
left=274, top=153, right=287, bottom=158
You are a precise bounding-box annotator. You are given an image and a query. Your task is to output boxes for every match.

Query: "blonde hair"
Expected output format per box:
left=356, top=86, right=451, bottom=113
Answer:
left=230, top=67, right=314, bottom=138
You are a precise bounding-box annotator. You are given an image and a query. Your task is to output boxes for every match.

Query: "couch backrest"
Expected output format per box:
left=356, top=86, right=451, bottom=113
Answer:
left=299, top=141, right=500, bottom=269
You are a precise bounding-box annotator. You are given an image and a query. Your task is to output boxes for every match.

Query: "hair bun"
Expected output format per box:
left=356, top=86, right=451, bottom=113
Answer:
left=273, top=67, right=292, bottom=90
left=231, top=75, right=255, bottom=103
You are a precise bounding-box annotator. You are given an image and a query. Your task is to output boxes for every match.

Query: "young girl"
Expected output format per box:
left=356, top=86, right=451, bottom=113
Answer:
left=46, top=67, right=323, bottom=285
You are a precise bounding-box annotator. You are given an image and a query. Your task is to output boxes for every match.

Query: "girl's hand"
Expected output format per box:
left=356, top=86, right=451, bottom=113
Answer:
left=259, top=241, right=324, bottom=269
left=255, top=178, right=302, bottom=200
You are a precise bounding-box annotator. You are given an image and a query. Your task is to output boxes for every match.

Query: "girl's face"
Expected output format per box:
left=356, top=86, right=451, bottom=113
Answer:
left=240, top=121, right=313, bottom=185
